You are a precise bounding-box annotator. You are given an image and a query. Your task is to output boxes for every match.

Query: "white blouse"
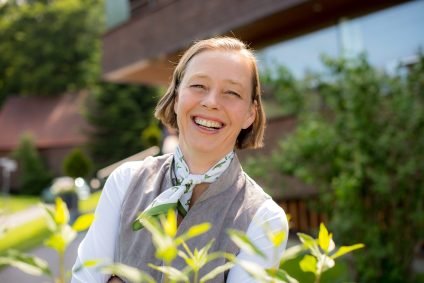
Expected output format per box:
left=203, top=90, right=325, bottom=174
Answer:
left=71, top=161, right=288, bottom=283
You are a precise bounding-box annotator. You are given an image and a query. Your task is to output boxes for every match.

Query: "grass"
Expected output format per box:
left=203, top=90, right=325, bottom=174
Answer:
left=0, top=195, right=39, bottom=214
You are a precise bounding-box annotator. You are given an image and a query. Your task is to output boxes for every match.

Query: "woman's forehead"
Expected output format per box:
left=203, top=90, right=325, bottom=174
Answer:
left=183, top=50, right=252, bottom=85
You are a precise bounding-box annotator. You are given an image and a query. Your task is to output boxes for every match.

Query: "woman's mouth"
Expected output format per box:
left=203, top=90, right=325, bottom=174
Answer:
left=193, top=116, right=224, bottom=130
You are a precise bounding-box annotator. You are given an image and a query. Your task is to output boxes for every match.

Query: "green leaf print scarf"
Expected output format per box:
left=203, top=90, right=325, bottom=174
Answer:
left=132, top=146, right=234, bottom=231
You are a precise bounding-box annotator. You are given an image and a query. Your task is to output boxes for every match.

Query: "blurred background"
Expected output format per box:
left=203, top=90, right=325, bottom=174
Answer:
left=0, top=0, right=423, bottom=282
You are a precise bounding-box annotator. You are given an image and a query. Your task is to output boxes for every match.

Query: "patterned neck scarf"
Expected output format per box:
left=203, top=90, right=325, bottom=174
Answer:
left=132, top=146, right=235, bottom=231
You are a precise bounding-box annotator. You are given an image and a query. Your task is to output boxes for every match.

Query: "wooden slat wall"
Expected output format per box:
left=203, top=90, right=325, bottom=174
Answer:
left=278, top=199, right=327, bottom=233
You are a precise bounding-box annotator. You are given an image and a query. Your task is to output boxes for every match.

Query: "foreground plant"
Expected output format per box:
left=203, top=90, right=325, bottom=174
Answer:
left=103, top=209, right=364, bottom=283
left=103, top=210, right=235, bottom=283
left=0, top=197, right=94, bottom=283
left=229, top=223, right=364, bottom=283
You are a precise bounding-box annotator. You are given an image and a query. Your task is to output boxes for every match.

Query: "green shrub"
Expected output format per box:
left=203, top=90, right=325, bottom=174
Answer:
left=11, top=134, right=52, bottom=195
left=256, top=54, right=424, bottom=282
left=62, top=148, right=92, bottom=178
left=141, top=122, right=162, bottom=148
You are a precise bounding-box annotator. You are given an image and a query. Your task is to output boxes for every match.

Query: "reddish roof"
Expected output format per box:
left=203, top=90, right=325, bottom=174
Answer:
left=0, top=92, right=90, bottom=151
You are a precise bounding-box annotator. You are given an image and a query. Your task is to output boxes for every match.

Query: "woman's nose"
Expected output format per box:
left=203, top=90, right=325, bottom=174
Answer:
left=201, top=89, right=220, bottom=109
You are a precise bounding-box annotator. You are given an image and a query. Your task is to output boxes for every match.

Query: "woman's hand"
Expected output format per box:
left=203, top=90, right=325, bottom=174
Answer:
left=107, top=275, right=125, bottom=283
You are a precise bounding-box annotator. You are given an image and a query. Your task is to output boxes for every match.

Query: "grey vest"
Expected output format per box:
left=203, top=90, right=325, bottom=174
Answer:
left=115, top=154, right=270, bottom=283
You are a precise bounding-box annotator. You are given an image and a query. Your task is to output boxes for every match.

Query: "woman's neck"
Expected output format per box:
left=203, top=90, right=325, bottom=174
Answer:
left=178, top=144, right=231, bottom=174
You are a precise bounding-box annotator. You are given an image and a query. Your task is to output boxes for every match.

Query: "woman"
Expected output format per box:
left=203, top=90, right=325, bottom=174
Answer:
left=72, top=37, right=288, bottom=283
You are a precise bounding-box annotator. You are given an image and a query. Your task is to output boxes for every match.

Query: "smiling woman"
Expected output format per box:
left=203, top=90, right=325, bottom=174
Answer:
left=71, top=37, right=288, bottom=283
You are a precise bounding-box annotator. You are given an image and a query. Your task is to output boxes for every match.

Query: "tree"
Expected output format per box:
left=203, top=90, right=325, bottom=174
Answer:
left=0, top=0, right=102, bottom=104
left=62, top=147, right=92, bottom=178
left=84, top=82, right=159, bottom=168
left=11, top=134, right=52, bottom=195
left=253, top=55, right=424, bottom=282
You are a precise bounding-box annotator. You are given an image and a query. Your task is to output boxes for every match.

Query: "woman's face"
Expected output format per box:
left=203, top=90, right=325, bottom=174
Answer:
left=174, top=49, right=256, bottom=158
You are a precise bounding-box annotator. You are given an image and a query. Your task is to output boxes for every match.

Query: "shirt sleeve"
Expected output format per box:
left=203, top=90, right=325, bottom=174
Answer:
left=226, top=199, right=289, bottom=283
left=71, top=162, right=140, bottom=283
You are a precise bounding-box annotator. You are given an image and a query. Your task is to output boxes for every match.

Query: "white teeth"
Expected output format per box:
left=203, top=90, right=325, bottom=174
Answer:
left=194, top=117, right=223, bottom=129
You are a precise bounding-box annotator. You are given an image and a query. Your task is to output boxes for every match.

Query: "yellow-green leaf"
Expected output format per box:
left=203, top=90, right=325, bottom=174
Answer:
left=297, top=232, right=320, bottom=257
left=61, top=225, right=77, bottom=247
left=331, top=243, right=365, bottom=259
left=299, top=255, right=317, bottom=275
left=101, top=263, right=155, bottom=283
left=41, top=203, right=57, bottom=231
left=163, top=209, right=177, bottom=237
left=73, top=259, right=102, bottom=273
left=44, top=233, right=66, bottom=253
left=186, top=223, right=211, bottom=238
left=0, top=250, right=51, bottom=276
left=148, top=264, right=189, bottom=282
left=72, top=213, right=94, bottom=232
left=228, top=229, right=266, bottom=258
left=54, top=198, right=69, bottom=225
left=318, top=223, right=332, bottom=253
left=267, top=230, right=286, bottom=247
left=155, top=243, right=178, bottom=263
left=236, top=259, right=269, bottom=281
left=280, top=245, right=304, bottom=263
left=200, top=262, right=234, bottom=283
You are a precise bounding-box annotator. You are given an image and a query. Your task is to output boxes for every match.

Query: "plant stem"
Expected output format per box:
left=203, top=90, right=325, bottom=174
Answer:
left=59, top=250, right=65, bottom=283
left=314, top=256, right=325, bottom=283
left=194, top=270, right=199, bottom=283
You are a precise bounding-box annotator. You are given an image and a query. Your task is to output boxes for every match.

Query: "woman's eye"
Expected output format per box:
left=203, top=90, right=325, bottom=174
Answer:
left=190, top=84, right=205, bottom=89
left=227, top=90, right=241, bottom=97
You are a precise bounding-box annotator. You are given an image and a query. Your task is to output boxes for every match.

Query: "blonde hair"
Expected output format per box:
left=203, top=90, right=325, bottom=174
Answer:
left=154, top=36, right=265, bottom=149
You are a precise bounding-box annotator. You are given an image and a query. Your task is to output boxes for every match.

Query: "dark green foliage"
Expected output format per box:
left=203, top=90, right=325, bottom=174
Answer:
left=84, top=82, right=159, bottom=168
left=11, top=134, right=52, bottom=195
left=141, top=123, right=162, bottom=148
left=0, top=0, right=102, bottom=104
left=256, top=55, right=424, bottom=282
left=62, top=148, right=92, bottom=178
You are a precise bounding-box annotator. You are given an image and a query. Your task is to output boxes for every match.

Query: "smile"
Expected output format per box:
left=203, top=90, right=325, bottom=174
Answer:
left=193, top=116, right=224, bottom=130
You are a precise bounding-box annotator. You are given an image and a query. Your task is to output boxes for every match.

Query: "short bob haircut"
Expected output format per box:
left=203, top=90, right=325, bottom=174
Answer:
left=154, top=36, right=265, bottom=149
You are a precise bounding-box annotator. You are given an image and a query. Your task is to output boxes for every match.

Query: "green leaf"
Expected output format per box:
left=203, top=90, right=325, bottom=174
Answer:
left=101, top=263, right=155, bottom=283
left=228, top=229, right=266, bottom=258
left=54, top=197, right=69, bottom=225
left=266, top=268, right=299, bottom=283
left=235, top=259, right=269, bottom=282
left=331, top=243, right=365, bottom=259
left=297, top=233, right=320, bottom=258
left=44, top=225, right=76, bottom=253
left=72, top=213, right=94, bottom=232
left=73, top=259, right=102, bottom=273
left=0, top=249, right=51, bottom=276
left=200, top=262, right=234, bottom=283
left=299, top=254, right=318, bottom=275
left=318, top=223, right=333, bottom=253
left=148, top=264, right=189, bottom=282
left=279, top=245, right=304, bottom=263
left=153, top=237, right=178, bottom=262
left=162, top=209, right=177, bottom=237
left=41, top=203, right=57, bottom=232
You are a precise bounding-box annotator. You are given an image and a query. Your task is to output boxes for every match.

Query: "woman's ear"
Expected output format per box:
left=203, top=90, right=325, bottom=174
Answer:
left=242, top=100, right=257, bottom=129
